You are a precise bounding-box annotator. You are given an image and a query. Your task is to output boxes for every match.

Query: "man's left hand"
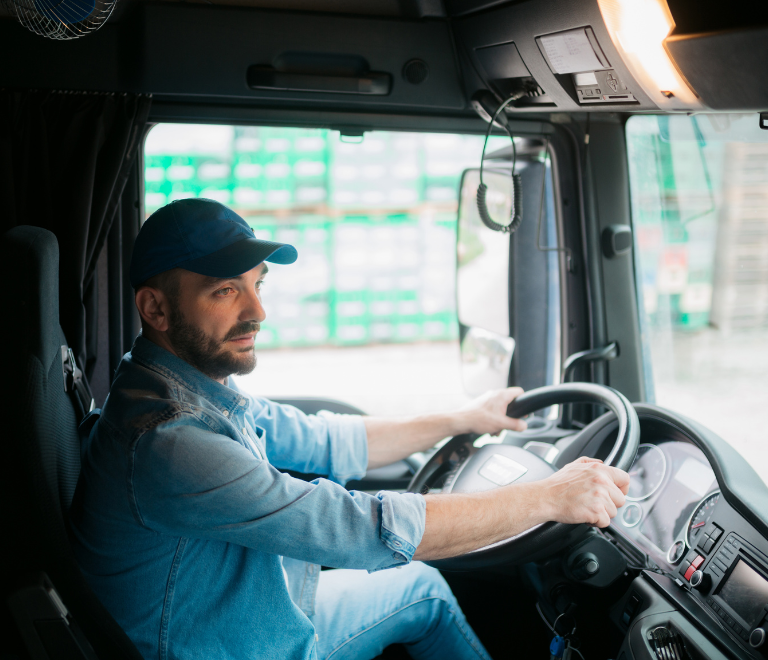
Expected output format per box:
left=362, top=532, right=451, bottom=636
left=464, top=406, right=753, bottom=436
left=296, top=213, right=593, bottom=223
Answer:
left=456, top=387, right=528, bottom=436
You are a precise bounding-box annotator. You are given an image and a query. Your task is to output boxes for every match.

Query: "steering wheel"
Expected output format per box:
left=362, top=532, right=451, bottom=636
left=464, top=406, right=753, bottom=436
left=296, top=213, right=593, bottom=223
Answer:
left=407, top=382, right=639, bottom=570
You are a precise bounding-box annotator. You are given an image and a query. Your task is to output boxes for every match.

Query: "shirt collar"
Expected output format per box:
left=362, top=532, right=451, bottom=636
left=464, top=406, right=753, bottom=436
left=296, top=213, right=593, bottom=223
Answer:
left=130, top=334, right=248, bottom=414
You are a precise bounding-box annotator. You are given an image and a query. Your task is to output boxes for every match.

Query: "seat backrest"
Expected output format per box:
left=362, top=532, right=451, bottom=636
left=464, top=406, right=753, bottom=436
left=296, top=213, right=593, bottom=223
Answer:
left=0, top=226, right=142, bottom=659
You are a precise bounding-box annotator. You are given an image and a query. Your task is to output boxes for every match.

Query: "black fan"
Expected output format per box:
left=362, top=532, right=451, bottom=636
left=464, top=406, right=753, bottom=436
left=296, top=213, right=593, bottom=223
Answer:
left=2, top=0, right=117, bottom=39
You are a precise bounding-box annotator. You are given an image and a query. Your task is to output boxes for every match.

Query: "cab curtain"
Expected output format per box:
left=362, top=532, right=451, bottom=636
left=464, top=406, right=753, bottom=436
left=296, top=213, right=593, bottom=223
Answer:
left=0, top=90, right=151, bottom=380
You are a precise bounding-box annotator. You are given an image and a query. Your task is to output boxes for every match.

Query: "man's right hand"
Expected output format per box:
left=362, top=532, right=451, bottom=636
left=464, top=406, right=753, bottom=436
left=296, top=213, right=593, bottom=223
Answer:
left=415, top=456, right=631, bottom=561
left=536, top=456, right=630, bottom=528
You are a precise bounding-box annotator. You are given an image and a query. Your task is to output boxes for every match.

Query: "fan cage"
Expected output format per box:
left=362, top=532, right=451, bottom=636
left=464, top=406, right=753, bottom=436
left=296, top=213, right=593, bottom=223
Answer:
left=2, top=0, right=117, bottom=40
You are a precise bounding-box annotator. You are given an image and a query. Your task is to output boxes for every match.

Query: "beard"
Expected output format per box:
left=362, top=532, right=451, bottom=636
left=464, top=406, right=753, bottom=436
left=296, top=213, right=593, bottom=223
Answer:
left=166, top=305, right=258, bottom=382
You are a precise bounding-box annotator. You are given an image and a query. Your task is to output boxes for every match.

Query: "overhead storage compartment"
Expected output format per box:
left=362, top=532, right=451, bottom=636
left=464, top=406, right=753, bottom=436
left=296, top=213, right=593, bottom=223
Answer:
left=453, top=0, right=659, bottom=113
left=664, top=27, right=768, bottom=111
left=0, top=4, right=466, bottom=112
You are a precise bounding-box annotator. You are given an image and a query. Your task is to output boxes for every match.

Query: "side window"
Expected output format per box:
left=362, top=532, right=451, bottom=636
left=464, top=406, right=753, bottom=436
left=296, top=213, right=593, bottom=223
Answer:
left=627, top=114, right=768, bottom=486
left=144, top=125, right=557, bottom=416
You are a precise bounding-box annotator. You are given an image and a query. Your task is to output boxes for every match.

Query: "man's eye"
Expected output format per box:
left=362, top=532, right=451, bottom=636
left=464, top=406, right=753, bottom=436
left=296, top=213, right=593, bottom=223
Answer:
left=215, top=287, right=234, bottom=296
left=256, top=280, right=266, bottom=289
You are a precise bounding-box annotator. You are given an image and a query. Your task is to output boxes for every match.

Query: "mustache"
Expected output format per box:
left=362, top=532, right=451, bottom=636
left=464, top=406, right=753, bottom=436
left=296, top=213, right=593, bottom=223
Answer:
left=223, top=321, right=260, bottom=341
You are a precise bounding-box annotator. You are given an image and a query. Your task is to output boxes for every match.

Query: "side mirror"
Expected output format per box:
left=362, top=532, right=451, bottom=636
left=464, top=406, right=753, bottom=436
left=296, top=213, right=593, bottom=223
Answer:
left=457, top=167, right=515, bottom=396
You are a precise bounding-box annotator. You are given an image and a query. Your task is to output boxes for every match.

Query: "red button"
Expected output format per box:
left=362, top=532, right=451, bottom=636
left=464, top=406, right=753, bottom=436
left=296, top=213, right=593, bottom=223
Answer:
left=684, top=555, right=705, bottom=581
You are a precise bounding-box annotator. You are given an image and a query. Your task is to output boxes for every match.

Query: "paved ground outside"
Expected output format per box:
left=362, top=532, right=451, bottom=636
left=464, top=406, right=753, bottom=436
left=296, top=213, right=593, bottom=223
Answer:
left=234, top=333, right=768, bottom=487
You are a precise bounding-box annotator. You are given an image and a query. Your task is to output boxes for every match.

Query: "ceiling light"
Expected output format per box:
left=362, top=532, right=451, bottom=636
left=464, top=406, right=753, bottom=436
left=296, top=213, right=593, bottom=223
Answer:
left=597, top=0, right=700, bottom=108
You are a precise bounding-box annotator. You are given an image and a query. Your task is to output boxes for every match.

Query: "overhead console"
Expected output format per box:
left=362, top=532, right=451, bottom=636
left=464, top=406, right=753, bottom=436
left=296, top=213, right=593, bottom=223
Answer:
left=536, top=27, right=636, bottom=105
left=453, top=0, right=706, bottom=114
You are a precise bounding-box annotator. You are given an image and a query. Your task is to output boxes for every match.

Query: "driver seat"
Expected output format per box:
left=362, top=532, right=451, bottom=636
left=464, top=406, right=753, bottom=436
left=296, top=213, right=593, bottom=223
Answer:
left=0, top=226, right=142, bottom=659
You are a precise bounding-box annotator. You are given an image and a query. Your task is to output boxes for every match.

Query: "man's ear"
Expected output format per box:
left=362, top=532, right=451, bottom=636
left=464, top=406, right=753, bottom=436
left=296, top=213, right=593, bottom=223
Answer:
left=135, top=287, right=171, bottom=332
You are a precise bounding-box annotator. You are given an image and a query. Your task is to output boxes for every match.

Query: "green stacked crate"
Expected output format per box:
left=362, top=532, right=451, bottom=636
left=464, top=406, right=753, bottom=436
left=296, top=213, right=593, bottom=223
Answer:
left=249, top=216, right=333, bottom=349
left=330, top=133, right=423, bottom=209
left=145, top=124, right=476, bottom=349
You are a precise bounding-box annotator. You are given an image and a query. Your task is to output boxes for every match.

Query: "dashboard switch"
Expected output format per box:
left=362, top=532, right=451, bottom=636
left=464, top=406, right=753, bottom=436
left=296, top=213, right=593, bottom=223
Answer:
left=750, top=627, right=766, bottom=648
left=703, top=537, right=715, bottom=553
left=684, top=555, right=705, bottom=581
left=689, top=570, right=711, bottom=592
left=570, top=552, right=600, bottom=580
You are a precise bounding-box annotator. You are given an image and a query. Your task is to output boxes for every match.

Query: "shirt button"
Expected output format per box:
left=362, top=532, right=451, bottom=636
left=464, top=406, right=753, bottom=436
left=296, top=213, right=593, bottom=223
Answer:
left=394, top=542, right=402, bottom=548
left=239, top=398, right=246, bottom=406
left=243, top=427, right=248, bottom=435
left=222, top=410, right=229, bottom=417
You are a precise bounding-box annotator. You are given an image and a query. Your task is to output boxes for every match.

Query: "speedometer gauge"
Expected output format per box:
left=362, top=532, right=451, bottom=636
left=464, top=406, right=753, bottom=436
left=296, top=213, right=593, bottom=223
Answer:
left=687, top=491, right=720, bottom=547
left=626, top=444, right=667, bottom=501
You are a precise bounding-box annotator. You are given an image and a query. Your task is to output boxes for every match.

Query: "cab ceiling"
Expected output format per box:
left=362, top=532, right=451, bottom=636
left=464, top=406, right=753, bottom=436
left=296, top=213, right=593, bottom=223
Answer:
left=1, top=0, right=767, bottom=125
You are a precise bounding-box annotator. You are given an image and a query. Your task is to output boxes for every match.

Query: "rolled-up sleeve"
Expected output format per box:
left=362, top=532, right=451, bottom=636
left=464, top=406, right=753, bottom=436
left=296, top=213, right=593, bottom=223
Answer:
left=130, top=413, right=424, bottom=572
left=244, top=396, right=368, bottom=485
left=371, top=490, right=426, bottom=571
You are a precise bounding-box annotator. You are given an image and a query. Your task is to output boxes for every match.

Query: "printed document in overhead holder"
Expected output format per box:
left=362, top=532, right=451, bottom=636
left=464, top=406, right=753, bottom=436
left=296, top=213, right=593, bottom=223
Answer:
left=539, top=28, right=605, bottom=74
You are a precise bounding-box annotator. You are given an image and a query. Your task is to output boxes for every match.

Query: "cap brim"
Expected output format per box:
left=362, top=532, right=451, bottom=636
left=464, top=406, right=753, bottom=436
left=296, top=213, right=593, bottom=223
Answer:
left=179, top=237, right=298, bottom=278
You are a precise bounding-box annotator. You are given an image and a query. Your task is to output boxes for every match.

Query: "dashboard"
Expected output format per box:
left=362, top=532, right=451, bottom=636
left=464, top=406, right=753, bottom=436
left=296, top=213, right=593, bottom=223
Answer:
left=600, top=407, right=768, bottom=660
left=614, top=441, right=719, bottom=572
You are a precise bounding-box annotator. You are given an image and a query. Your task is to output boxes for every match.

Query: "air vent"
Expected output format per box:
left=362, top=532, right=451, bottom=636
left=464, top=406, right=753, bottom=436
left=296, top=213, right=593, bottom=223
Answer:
left=648, top=626, right=692, bottom=660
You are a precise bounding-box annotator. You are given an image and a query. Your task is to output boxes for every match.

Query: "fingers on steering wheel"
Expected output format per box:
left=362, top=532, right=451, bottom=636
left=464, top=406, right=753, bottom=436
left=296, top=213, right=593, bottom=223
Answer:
left=502, top=386, right=525, bottom=403
left=610, top=465, right=631, bottom=495
left=504, top=416, right=527, bottom=432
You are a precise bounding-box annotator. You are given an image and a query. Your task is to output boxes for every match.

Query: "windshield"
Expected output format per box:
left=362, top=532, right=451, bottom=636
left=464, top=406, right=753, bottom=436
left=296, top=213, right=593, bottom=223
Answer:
left=144, top=125, right=513, bottom=417
left=627, top=114, right=768, bottom=487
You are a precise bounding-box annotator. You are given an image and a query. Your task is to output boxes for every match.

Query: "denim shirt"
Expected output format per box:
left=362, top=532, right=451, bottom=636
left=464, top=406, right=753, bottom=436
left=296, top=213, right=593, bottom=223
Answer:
left=68, top=336, right=426, bottom=660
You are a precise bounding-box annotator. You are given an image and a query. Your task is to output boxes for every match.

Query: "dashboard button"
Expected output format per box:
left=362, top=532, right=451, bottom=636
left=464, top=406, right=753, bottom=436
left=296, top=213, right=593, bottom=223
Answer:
left=727, top=615, right=735, bottom=626
left=703, top=538, right=715, bottom=553
left=692, top=555, right=705, bottom=569
left=735, top=623, right=743, bottom=634
left=715, top=559, right=728, bottom=572
left=710, top=525, right=723, bottom=541
left=686, top=549, right=698, bottom=563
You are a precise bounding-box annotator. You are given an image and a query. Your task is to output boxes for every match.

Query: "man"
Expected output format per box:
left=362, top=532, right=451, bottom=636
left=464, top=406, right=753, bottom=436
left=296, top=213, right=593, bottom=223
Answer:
left=69, top=198, right=630, bottom=660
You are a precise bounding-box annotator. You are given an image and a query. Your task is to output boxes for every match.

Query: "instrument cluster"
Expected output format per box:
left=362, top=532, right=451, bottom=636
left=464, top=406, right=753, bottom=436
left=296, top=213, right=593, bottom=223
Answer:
left=613, top=440, right=719, bottom=570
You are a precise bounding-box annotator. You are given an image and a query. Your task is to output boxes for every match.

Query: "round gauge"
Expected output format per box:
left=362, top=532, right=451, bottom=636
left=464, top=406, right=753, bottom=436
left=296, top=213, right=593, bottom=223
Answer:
left=626, top=444, right=667, bottom=501
left=622, top=502, right=642, bottom=527
left=687, top=491, right=721, bottom=547
left=667, top=540, right=686, bottom=564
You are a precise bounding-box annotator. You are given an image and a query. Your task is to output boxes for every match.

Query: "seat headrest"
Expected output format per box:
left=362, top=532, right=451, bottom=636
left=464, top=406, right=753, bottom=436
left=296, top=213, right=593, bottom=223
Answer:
left=1, top=226, right=62, bottom=370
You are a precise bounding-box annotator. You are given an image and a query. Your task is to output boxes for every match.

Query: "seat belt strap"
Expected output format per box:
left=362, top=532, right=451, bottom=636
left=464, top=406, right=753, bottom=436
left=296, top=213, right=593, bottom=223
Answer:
left=61, top=345, right=95, bottom=425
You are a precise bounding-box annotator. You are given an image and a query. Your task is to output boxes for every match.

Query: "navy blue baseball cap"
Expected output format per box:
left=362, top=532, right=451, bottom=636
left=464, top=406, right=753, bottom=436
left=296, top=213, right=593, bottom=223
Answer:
left=130, top=198, right=298, bottom=288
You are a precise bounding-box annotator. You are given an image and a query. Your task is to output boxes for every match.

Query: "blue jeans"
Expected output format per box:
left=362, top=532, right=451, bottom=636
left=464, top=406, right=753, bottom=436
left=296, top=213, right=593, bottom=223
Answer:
left=311, top=562, right=493, bottom=660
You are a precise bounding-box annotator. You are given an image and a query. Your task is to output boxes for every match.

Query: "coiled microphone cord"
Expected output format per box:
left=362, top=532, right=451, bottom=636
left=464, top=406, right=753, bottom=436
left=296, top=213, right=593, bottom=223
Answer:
left=477, top=95, right=522, bottom=233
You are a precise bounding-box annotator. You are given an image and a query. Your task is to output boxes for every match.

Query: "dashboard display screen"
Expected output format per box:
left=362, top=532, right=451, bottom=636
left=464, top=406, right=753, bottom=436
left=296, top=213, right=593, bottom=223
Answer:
left=639, top=457, right=716, bottom=554
left=719, top=560, right=768, bottom=627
